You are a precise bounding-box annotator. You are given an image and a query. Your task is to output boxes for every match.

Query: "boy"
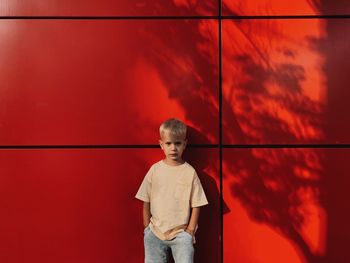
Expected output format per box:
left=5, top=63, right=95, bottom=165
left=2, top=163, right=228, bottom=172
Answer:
left=135, top=118, right=208, bottom=263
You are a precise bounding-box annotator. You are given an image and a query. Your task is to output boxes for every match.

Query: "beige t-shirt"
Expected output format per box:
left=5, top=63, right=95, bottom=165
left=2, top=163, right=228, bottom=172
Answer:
left=135, top=160, right=208, bottom=240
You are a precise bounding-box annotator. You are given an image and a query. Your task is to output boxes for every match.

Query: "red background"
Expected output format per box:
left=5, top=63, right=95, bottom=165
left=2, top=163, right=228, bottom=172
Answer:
left=1, top=1, right=350, bottom=263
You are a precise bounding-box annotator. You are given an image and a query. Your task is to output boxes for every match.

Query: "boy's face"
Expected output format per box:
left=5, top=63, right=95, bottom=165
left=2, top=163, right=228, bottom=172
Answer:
left=159, top=130, right=187, bottom=163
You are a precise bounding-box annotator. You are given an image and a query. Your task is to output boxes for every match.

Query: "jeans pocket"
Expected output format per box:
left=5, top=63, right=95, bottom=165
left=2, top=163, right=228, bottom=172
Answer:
left=183, top=230, right=193, bottom=239
left=182, top=231, right=195, bottom=245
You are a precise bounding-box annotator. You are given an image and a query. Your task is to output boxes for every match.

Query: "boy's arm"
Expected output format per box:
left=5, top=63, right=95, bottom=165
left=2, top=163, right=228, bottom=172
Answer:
left=185, top=207, right=200, bottom=236
left=143, top=202, right=151, bottom=228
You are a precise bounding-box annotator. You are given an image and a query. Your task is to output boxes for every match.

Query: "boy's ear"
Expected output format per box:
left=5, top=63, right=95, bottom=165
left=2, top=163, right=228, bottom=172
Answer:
left=184, top=139, right=188, bottom=148
left=159, top=140, right=164, bottom=149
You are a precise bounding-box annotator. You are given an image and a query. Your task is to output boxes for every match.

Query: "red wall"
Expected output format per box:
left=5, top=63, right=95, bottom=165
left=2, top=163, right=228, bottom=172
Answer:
left=1, top=1, right=350, bottom=263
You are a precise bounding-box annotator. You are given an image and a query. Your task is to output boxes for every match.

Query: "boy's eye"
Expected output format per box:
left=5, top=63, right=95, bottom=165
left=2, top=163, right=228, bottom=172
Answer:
left=175, top=142, right=181, bottom=146
left=165, top=142, right=171, bottom=146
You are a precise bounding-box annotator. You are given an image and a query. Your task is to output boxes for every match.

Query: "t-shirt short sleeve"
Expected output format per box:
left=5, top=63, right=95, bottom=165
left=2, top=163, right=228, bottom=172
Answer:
left=190, top=171, right=208, bottom=208
left=135, top=165, right=153, bottom=203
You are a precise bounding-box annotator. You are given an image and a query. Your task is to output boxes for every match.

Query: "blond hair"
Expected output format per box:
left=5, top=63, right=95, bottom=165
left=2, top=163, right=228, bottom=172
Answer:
left=159, top=118, right=187, bottom=139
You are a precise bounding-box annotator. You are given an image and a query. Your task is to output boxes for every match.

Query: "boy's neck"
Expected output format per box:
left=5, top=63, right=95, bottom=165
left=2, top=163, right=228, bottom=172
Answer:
left=163, top=158, right=185, bottom=166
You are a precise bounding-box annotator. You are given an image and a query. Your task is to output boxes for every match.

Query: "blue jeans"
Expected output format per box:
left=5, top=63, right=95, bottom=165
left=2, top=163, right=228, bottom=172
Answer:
left=144, top=227, right=194, bottom=263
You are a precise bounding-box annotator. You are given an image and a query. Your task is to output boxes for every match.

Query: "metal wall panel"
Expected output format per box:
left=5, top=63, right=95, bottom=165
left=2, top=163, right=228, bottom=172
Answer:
left=223, top=0, right=350, bottom=16
left=223, top=148, right=350, bottom=263
left=0, top=0, right=218, bottom=16
left=0, top=148, right=220, bottom=263
left=0, top=19, right=218, bottom=145
left=223, top=19, right=350, bottom=144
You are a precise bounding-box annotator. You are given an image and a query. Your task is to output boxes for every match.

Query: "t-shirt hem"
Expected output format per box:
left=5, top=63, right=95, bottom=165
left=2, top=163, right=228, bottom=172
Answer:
left=191, top=201, right=209, bottom=208
left=150, top=222, right=187, bottom=240
left=135, top=195, right=150, bottom=202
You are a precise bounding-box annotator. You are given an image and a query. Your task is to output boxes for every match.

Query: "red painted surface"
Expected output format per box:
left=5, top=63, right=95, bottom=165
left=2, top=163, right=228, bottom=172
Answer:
left=224, top=148, right=327, bottom=263
left=223, top=0, right=350, bottom=15
left=223, top=148, right=350, bottom=263
left=1, top=0, right=350, bottom=263
left=0, top=0, right=217, bottom=16
left=0, top=148, right=220, bottom=263
left=223, top=18, right=350, bottom=144
left=222, top=12, right=350, bottom=262
left=0, top=19, right=218, bottom=145
left=222, top=18, right=327, bottom=144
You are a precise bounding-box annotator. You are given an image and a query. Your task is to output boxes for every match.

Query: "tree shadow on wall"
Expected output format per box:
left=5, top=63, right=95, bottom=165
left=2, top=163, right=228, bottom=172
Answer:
left=133, top=17, right=219, bottom=144
left=221, top=51, right=325, bottom=144
left=225, top=148, right=327, bottom=263
left=220, top=46, right=326, bottom=262
left=223, top=50, right=325, bottom=263
left=217, top=36, right=328, bottom=263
